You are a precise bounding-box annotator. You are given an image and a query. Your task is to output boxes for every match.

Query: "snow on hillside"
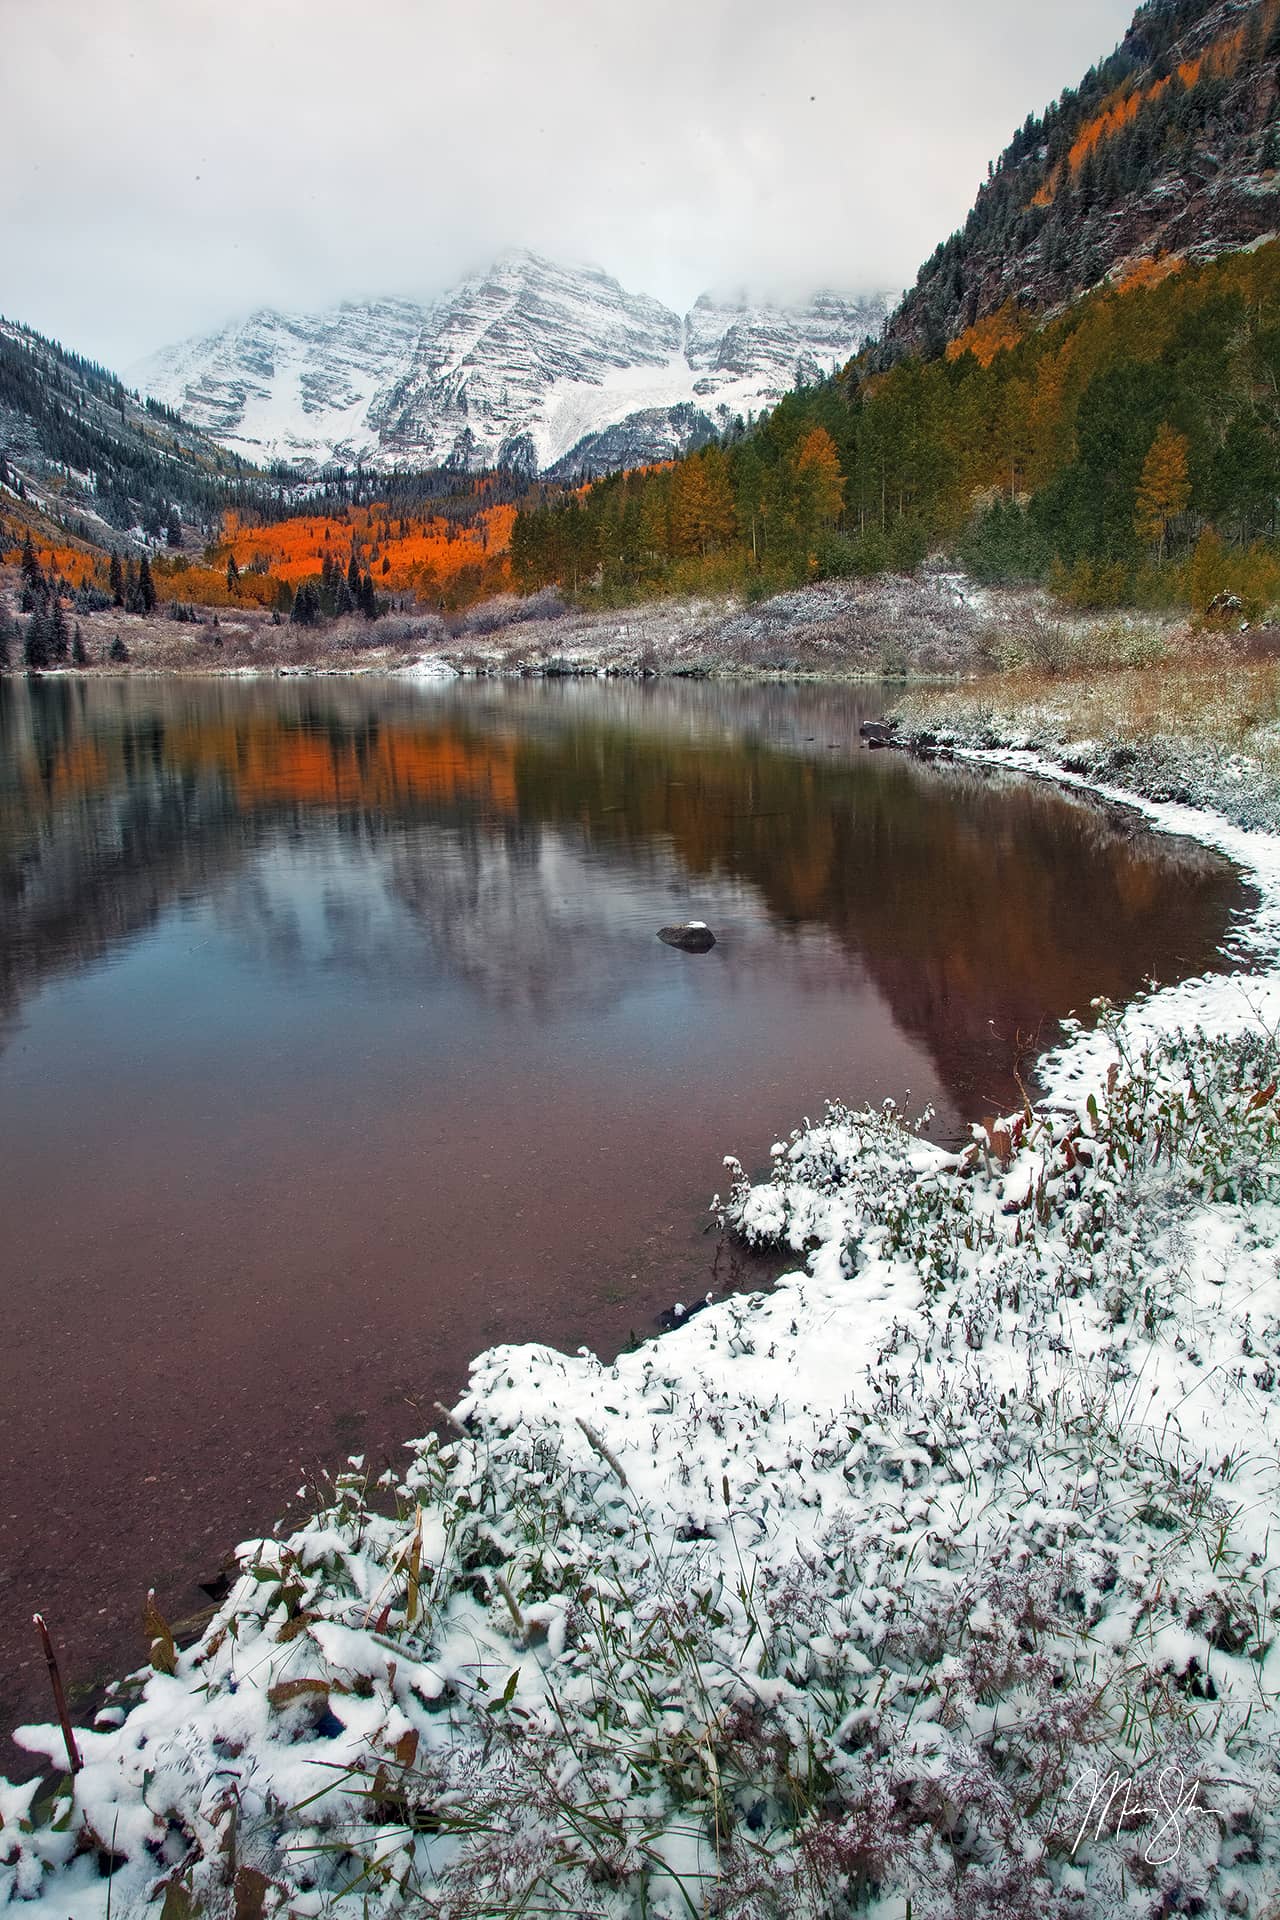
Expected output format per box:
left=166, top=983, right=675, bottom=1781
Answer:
left=128, top=253, right=889, bottom=475
left=6, top=754, right=1280, bottom=1915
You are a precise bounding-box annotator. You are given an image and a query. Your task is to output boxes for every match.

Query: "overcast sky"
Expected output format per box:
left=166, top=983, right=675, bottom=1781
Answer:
left=4, top=0, right=1137, bottom=371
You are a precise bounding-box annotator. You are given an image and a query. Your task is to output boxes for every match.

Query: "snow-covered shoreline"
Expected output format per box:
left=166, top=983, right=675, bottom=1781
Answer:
left=6, top=743, right=1280, bottom=1917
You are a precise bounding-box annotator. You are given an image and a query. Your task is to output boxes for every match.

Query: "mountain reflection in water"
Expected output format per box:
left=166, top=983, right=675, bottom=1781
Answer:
left=0, top=676, right=1243, bottom=1088
left=0, top=674, right=1246, bottom=1770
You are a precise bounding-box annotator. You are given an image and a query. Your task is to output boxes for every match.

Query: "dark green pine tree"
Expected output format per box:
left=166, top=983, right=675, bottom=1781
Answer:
left=19, top=537, right=44, bottom=612
left=109, top=632, right=129, bottom=663
left=290, top=582, right=320, bottom=627
left=24, top=610, right=51, bottom=670
left=49, top=595, right=69, bottom=663
left=166, top=509, right=182, bottom=549
left=138, top=553, right=156, bottom=614
left=109, top=549, right=124, bottom=605
left=72, top=622, right=88, bottom=666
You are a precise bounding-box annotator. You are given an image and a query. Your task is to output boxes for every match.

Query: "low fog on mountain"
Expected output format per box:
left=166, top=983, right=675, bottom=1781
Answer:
left=7, top=0, right=1135, bottom=366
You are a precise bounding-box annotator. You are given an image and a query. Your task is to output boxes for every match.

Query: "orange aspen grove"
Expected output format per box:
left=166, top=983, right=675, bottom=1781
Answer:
left=170, top=501, right=519, bottom=610
left=1032, top=3, right=1278, bottom=207
left=1113, top=255, right=1184, bottom=297
left=945, top=304, right=1025, bottom=370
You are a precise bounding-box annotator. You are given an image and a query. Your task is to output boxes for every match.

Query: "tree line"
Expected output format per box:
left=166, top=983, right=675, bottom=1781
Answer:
left=510, top=237, right=1280, bottom=617
left=7, top=536, right=128, bottom=668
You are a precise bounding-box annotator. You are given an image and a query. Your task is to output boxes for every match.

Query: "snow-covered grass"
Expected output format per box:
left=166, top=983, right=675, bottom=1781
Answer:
left=7, top=729, right=1280, bottom=1915
left=7, top=568, right=1069, bottom=682
left=892, top=648, right=1280, bottom=832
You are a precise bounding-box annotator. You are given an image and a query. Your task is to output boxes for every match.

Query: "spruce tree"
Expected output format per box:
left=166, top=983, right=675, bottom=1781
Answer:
left=72, top=622, right=88, bottom=666
left=109, top=632, right=129, bottom=663
left=138, top=553, right=156, bottom=614
left=109, top=550, right=124, bottom=605
left=23, top=612, right=51, bottom=670
left=290, top=583, right=320, bottom=626
left=49, top=596, right=69, bottom=663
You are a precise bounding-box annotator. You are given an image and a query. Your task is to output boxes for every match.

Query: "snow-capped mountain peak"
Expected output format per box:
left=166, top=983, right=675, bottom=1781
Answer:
left=129, top=256, right=890, bottom=477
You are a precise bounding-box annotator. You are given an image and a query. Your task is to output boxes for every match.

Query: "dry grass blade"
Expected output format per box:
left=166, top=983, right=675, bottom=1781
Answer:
left=32, top=1613, right=81, bottom=1776
left=405, top=1506, right=423, bottom=1629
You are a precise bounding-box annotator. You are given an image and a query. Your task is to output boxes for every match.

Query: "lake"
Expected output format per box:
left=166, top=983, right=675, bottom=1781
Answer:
left=0, top=672, right=1246, bottom=1765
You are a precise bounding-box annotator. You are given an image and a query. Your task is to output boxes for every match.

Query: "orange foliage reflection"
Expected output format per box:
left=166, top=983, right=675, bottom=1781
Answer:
left=17, top=713, right=518, bottom=820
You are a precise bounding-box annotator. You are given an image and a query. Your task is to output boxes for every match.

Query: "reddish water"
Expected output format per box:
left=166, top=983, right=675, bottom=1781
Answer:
left=0, top=675, right=1246, bottom=1771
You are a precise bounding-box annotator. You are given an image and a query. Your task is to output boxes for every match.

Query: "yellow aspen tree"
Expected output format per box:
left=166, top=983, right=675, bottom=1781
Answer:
left=1134, top=423, right=1191, bottom=561
left=671, top=461, right=713, bottom=557
left=698, top=445, right=738, bottom=551
left=791, top=426, right=845, bottom=526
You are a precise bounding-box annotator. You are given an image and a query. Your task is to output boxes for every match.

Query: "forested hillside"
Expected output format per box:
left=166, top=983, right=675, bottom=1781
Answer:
left=0, top=318, right=287, bottom=553
left=511, top=234, right=1280, bottom=617
left=888, top=0, right=1280, bottom=357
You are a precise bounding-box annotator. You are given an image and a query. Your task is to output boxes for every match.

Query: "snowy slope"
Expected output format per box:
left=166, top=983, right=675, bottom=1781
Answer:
left=129, top=252, right=890, bottom=475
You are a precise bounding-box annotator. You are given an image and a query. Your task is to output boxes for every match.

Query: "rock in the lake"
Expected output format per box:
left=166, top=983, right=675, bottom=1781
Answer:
left=859, top=720, right=894, bottom=748
left=658, top=922, right=716, bottom=953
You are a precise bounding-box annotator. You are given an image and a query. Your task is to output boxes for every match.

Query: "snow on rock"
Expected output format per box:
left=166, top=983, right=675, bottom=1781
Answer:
left=129, top=252, right=890, bottom=475
left=8, top=756, right=1280, bottom=1915
left=396, top=655, right=458, bottom=681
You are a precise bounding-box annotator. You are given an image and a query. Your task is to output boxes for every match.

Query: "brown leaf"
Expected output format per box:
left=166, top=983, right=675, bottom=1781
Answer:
left=233, top=1866, right=271, bottom=1920
left=276, top=1613, right=316, bottom=1643
left=267, top=1678, right=329, bottom=1712
left=144, top=1589, right=177, bottom=1675
left=158, top=1874, right=196, bottom=1920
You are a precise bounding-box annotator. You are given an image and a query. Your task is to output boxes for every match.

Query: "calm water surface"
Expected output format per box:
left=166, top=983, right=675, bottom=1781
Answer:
left=0, top=674, right=1247, bottom=1762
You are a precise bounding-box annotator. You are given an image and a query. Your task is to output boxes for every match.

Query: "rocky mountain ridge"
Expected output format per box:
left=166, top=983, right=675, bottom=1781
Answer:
left=886, top=0, right=1280, bottom=359
left=130, top=253, right=889, bottom=478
